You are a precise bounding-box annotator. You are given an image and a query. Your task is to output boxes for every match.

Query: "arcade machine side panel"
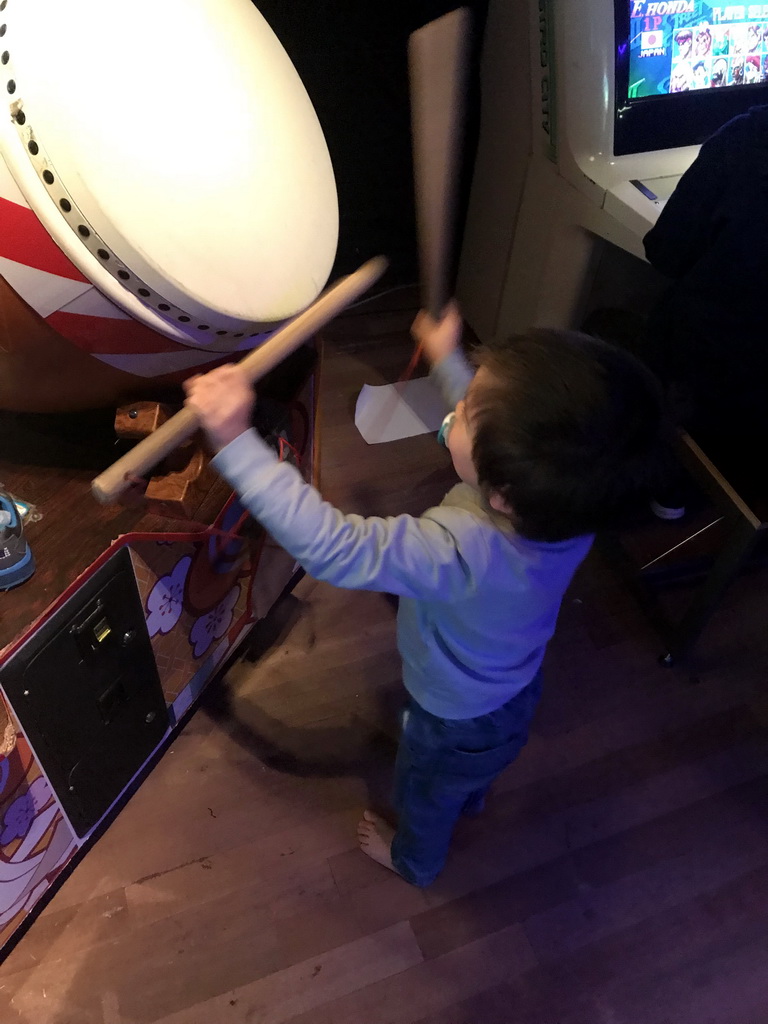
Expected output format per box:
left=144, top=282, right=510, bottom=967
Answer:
left=127, top=357, right=317, bottom=725
left=456, top=0, right=613, bottom=338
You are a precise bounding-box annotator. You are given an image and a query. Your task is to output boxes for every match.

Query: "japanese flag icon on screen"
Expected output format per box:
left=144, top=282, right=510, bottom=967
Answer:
left=641, top=30, right=664, bottom=49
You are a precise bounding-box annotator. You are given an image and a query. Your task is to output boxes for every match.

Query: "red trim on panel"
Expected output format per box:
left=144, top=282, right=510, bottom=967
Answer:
left=0, top=504, right=265, bottom=663
left=0, top=530, right=208, bottom=664
left=0, top=404, right=310, bottom=664
left=0, top=197, right=90, bottom=283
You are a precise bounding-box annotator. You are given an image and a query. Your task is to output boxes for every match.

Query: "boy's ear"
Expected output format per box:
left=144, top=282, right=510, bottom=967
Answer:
left=489, top=490, right=515, bottom=516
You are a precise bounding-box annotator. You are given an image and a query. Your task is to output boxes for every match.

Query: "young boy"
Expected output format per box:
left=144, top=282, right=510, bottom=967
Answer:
left=184, top=304, right=670, bottom=887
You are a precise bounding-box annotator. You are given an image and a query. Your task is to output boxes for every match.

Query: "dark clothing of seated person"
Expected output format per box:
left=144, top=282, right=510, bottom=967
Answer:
left=643, top=104, right=768, bottom=496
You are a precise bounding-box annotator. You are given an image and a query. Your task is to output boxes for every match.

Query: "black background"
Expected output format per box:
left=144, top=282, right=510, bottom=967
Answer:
left=250, top=1, right=488, bottom=291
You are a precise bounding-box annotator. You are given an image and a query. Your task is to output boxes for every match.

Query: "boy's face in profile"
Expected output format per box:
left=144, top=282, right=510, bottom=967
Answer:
left=446, top=387, right=479, bottom=488
left=446, top=367, right=515, bottom=518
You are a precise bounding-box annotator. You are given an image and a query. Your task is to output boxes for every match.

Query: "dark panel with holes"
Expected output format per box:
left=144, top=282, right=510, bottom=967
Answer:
left=0, top=547, right=169, bottom=837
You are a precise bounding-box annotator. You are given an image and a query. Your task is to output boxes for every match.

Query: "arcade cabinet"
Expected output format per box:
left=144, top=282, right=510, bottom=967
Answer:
left=457, top=0, right=768, bottom=662
left=457, top=0, right=768, bottom=340
left=0, top=0, right=338, bottom=954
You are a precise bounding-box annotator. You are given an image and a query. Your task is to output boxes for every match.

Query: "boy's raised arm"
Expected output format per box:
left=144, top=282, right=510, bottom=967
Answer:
left=411, top=302, right=473, bottom=408
left=211, top=428, right=483, bottom=601
left=185, top=312, right=484, bottom=601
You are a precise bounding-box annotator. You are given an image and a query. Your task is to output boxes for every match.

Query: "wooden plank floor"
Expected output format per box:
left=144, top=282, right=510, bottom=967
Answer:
left=2, top=291, right=768, bottom=1023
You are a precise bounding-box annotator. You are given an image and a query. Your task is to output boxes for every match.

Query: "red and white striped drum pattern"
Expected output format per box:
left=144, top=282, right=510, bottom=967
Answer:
left=0, top=167, right=256, bottom=386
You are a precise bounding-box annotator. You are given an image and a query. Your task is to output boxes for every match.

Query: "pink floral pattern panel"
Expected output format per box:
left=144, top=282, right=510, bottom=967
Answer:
left=129, top=532, right=252, bottom=707
left=129, top=377, right=316, bottom=709
left=0, top=732, right=78, bottom=948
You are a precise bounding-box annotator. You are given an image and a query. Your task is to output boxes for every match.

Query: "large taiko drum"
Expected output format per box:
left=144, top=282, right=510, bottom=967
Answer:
left=0, top=0, right=338, bottom=412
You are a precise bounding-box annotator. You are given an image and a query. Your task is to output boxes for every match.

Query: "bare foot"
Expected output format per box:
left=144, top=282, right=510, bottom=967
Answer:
left=357, top=810, right=399, bottom=875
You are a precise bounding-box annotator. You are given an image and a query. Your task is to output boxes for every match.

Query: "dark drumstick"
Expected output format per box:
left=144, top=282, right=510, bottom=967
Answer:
left=409, top=7, right=471, bottom=320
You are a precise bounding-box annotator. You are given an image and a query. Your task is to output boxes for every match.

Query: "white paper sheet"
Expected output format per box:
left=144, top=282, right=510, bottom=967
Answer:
left=355, top=376, right=448, bottom=444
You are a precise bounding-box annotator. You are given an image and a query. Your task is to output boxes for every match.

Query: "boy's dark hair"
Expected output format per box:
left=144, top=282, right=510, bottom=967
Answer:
left=470, top=329, right=674, bottom=542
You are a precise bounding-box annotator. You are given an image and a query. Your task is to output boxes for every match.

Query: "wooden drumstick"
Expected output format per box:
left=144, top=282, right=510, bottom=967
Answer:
left=91, top=256, right=388, bottom=505
left=409, top=7, right=471, bottom=320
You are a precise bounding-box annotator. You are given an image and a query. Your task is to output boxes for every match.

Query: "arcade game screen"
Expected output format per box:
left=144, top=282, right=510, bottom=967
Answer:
left=628, top=2, right=768, bottom=97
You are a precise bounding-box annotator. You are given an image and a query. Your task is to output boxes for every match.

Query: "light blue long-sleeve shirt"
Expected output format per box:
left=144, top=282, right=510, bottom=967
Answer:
left=212, top=351, right=592, bottom=719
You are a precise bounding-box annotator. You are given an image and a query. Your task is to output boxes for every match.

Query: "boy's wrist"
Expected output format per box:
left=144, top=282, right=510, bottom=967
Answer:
left=210, top=425, right=251, bottom=453
left=424, top=343, right=458, bottom=367
left=429, top=347, right=464, bottom=371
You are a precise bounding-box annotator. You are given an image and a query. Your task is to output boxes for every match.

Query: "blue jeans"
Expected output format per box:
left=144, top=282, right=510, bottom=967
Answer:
left=390, top=671, right=542, bottom=887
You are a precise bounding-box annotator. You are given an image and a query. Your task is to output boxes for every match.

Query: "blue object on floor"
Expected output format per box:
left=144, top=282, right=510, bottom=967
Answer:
left=0, top=489, right=35, bottom=590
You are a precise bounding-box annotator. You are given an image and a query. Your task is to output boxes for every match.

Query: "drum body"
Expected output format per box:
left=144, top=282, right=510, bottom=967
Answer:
left=0, top=0, right=338, bottom=412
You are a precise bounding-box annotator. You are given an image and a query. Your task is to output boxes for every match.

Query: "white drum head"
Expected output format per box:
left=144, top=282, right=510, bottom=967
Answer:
left=0, top=0, right=339, bottom=349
